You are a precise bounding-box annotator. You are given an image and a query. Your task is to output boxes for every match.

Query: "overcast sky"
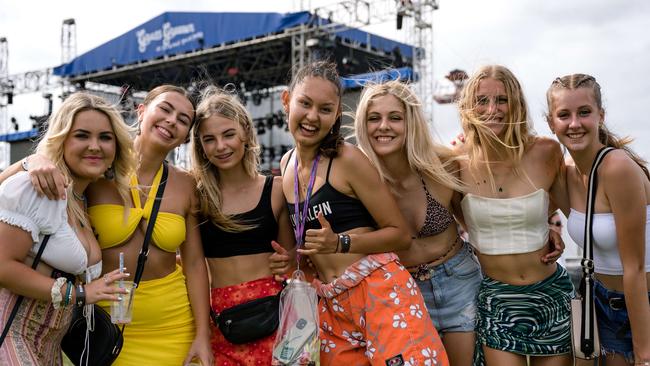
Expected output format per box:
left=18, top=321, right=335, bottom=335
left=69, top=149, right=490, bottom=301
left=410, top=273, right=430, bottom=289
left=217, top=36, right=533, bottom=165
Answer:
left=1, top=0, right=650, bottom=160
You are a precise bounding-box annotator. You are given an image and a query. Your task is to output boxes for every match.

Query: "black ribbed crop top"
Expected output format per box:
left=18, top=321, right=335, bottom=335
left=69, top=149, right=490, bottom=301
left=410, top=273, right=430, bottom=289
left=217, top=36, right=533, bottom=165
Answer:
left=286, top=153, right=376, bottom=237
left=200, top=176, right=278, bottom=258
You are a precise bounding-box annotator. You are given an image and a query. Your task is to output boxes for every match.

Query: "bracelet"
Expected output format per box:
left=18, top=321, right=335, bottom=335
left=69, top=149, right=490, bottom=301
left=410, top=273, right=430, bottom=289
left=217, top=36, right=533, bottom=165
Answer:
left=339, top=234, right=351, bottom=253
left=335, top=235, right=341, bottom=253
left=21, top=158, right=29, bottom=171
left=64, top=281, right=74, bottom=306
left=75, top=284, right=86, bottom=307
left=51, top=277, right=67, bottom=309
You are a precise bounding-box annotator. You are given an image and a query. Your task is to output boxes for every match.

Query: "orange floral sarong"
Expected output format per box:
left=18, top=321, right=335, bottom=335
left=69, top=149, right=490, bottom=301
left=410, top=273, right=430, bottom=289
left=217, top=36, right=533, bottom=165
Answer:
left=315, top=253, right=449, bottom=366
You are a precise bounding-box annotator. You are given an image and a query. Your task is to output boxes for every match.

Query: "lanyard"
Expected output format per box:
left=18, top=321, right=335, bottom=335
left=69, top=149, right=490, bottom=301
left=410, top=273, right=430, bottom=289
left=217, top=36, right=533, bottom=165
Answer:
left=293, top=153, right=320, bottom=267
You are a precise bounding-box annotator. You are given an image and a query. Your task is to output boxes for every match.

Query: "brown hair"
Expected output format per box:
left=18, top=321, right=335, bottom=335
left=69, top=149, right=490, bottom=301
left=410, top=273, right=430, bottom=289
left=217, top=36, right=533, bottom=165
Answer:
left=287, top=61, right=343, bottom=158
left=546, top=73, right=649, bottom=179
left=142, top=85, right=196, bottom=142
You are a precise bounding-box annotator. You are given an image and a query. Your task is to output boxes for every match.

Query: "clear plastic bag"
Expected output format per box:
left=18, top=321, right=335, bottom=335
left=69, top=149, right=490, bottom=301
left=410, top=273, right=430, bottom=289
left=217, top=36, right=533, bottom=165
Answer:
left=272, top=270, right=320, bottom=366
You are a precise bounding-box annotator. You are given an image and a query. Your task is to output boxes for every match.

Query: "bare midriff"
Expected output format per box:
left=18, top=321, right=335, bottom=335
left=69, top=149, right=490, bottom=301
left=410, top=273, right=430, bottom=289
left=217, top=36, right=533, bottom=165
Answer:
left=476, top=245, right=557, bottom=285
left=596, top=272, right=650, bottom=292
left=398, top=226, right=460, bottom=268
left=311, top=226, right=375, bottom=283
left=207, top=252, right=273, bottom=288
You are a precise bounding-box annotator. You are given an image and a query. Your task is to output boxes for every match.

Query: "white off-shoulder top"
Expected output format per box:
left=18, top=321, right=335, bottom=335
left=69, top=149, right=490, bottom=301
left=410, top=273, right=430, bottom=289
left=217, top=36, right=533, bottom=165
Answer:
left=0, top=172, right=99, bottom=277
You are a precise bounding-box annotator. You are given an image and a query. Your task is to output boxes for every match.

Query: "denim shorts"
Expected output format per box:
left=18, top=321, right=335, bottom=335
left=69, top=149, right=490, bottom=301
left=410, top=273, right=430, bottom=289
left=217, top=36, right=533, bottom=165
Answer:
left=414, top=242, right=483, bottom=333
left=594, top=279, right=650, bottom=361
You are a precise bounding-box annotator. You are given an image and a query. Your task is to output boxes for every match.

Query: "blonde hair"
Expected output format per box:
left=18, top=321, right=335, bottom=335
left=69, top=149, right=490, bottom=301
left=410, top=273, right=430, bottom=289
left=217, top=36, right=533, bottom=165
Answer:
left=546, top=73, right=649, bottom=179
left=457, top=65, right=534, bottom=192
left=354, top=79, right=464, bottom=192
left=190, top=86, right=260, bottom=232
left=35, top=92, right=136, bottom=227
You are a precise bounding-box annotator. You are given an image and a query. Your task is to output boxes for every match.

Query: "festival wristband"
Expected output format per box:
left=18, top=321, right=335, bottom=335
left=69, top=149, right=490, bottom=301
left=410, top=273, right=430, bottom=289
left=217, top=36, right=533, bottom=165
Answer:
left=51, top=277, right=67, bottom=309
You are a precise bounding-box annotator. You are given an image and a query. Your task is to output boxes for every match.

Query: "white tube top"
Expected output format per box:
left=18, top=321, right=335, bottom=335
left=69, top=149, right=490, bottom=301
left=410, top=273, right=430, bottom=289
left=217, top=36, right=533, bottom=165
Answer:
left=567, top=207, right=650, bottom=275
left=461, top=189, right=549, bottom=255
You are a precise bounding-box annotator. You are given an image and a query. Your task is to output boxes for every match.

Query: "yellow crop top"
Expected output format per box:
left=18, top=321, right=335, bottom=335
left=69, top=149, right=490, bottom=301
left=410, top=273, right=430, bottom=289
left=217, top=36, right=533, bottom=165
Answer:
left=88, top=164, right=186, bottom=252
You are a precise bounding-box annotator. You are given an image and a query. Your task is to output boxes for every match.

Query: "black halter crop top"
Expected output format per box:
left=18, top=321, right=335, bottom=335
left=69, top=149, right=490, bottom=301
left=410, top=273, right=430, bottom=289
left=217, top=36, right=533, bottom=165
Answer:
left=200, top=176, right=278, bottom=258
left=285, top=152, right=376, bottom=237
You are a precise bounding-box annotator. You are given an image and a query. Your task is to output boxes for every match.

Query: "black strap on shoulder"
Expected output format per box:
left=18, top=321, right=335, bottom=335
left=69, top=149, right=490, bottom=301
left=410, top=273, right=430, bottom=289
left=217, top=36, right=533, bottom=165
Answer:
left=263, top=175, right=274, bottom=193
left=132, top=161, right=169, bottom=287
left=281, top=148, right=295, bottom=176
left=325, top=157, right=334, bottom=184
left=579, top=146, right=614, bottom=356
left=1, top=234, right=51, bottom=346
left=121, top=162, right=169, bottom=334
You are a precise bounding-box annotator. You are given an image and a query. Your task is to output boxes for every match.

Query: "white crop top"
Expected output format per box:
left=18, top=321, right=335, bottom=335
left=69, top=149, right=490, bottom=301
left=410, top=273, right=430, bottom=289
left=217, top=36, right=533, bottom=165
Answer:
left=0, top=172, right=91, bottom=276
left=567, top=207, right=650, bottom=275
left=461, top=189, right=549, bottom=255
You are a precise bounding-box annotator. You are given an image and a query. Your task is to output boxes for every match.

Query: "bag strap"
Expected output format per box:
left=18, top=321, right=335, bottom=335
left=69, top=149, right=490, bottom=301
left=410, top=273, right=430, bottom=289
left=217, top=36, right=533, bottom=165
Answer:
left=1, top=234, right=52, bottom=346
left=580, top=146, right=614, bottom=356
left=132, top=161, right=169, bottom=287
left=120, top=162, right=168, bottom=335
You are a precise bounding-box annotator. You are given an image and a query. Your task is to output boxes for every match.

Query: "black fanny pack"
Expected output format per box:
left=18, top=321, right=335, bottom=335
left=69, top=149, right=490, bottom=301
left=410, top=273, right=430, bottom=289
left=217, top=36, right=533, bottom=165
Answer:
left=211, top=293, right=280, bottom=345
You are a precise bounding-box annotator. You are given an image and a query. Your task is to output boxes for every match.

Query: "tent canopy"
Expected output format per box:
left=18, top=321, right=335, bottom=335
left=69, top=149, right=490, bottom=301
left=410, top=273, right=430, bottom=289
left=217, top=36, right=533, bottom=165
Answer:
left=54, top=11, right=415, bottom=91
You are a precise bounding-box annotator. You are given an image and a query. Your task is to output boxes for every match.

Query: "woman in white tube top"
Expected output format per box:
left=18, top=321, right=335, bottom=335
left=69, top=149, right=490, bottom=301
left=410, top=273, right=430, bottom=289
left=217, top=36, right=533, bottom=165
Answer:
left=456, top=65, right=573, bottom=366
left=547, top=74, right=650, bottom=366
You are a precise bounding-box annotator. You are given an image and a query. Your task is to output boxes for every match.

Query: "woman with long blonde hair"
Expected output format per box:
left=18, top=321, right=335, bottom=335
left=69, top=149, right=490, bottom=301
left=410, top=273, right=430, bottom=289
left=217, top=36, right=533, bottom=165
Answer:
left=190, top=86, right=294, bottom=365
left=355, top=79, right=481, bottom=366
left=456, top=65, right=571, bottom=366
left=0, top=93, right=132, bottom=365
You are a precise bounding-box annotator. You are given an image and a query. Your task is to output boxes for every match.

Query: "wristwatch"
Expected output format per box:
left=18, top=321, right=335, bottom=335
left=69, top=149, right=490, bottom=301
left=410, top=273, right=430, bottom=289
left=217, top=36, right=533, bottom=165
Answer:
left=21, top=158, right=29, bottom=171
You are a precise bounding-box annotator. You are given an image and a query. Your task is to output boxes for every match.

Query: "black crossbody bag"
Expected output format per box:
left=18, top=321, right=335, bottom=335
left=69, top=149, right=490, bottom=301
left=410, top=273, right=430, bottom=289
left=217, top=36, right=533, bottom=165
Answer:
left=62, top=162, right=169, bottom=366
left=210, top=291, right=281, bottom=344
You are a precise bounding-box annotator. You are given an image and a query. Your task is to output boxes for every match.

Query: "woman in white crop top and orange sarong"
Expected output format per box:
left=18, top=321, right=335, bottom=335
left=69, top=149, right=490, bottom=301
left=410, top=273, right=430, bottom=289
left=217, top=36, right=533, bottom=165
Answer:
left=547, top=74, right=650, bottom=365
left=456, top=65, right=573, bottom=366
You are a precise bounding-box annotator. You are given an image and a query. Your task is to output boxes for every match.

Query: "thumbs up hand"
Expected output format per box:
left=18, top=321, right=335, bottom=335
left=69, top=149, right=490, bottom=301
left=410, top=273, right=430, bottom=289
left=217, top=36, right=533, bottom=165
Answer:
left=300, top=212, right=339, bottom=255
left=269, top=241, right=294, bottom=275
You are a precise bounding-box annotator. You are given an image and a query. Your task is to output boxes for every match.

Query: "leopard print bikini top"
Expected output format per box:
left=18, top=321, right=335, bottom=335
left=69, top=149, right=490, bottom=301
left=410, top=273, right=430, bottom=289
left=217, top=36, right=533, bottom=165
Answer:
left=416, top=176, right=455, bottom=238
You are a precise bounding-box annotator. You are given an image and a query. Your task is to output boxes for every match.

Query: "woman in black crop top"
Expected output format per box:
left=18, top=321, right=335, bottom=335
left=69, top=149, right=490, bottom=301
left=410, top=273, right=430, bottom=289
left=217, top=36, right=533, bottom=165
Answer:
left=190, top=87, right=294, bottom=365
left=354, top=80, right=482, bottom=366
left=272, top=61, right=450, bottom=365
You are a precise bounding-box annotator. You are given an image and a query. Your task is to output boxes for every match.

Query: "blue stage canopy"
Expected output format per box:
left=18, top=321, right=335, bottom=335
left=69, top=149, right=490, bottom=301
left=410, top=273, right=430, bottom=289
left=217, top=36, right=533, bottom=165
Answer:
left=0, top=128, right=39, bottom=142
left=54, top=11, right=414, bottom=78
